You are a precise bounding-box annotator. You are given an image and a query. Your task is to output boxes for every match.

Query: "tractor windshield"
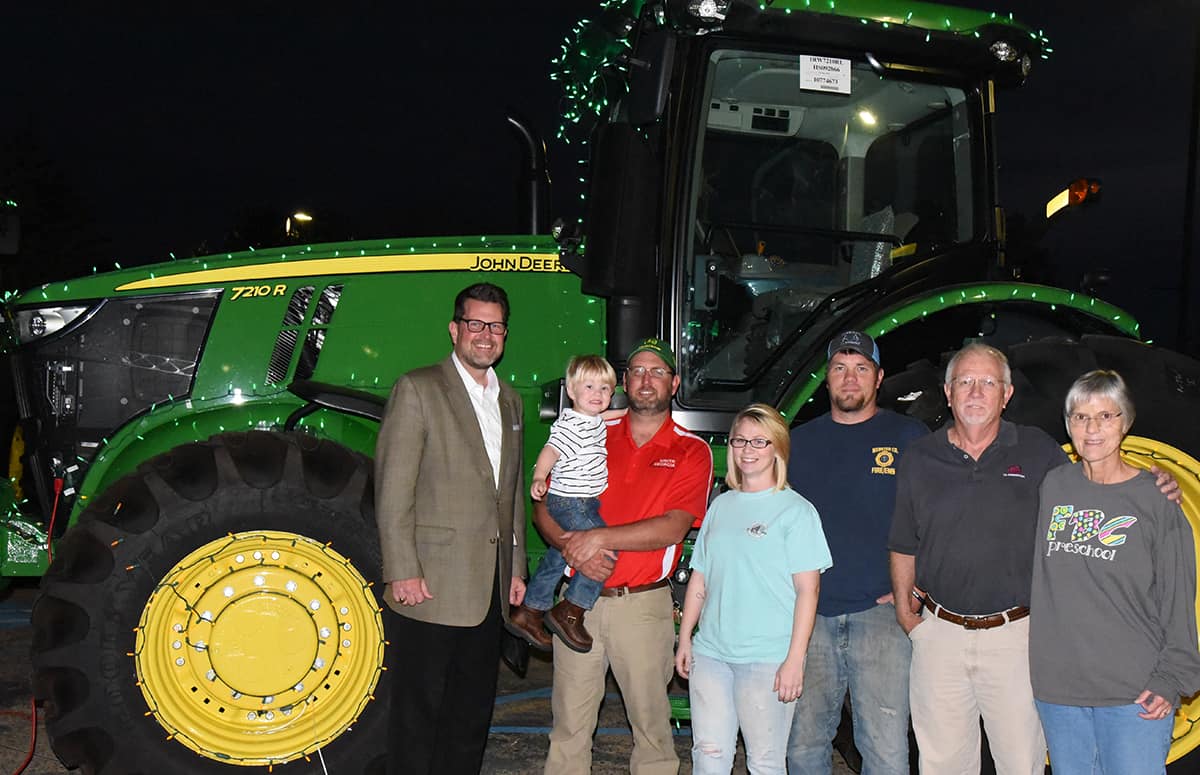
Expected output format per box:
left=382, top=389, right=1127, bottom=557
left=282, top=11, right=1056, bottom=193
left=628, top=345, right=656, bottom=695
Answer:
left=679, top=48, right=978, bottom=407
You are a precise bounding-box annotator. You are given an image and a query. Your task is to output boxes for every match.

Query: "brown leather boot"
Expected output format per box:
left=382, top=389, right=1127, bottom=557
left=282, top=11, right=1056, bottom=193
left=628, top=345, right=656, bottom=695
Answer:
left=545, top=600, right=593, bottom=653
left=504, top=605, right=553, bottom=651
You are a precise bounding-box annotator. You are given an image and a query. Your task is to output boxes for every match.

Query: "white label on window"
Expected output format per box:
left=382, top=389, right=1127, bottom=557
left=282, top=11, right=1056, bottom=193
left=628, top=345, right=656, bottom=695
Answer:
left=799, top=55, right=850, bottom=94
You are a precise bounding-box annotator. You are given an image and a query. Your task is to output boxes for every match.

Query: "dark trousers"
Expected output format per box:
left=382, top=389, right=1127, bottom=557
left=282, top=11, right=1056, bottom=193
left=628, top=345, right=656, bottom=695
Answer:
left=386, top=570, right=502, bottom=775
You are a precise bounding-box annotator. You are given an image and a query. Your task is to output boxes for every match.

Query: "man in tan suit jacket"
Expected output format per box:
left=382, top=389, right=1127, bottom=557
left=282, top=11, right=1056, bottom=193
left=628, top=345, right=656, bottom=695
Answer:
left=375, top=282, right=526, bottom=775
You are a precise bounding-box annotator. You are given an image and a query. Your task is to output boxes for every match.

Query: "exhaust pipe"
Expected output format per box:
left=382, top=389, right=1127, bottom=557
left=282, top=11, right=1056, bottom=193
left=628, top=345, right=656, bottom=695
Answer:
left=506, top=112, right=551, bottom=235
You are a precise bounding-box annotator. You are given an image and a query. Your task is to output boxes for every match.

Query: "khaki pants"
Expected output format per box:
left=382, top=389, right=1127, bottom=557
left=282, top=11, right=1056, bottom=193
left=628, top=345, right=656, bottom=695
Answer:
left=908, top=610, right=1045, bottom=774
left=544, top=585, right=678, bottom=775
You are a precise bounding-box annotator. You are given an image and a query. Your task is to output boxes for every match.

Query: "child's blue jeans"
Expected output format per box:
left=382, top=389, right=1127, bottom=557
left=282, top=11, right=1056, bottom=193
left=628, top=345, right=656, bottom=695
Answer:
left=524, top=494, right=615, bottom=610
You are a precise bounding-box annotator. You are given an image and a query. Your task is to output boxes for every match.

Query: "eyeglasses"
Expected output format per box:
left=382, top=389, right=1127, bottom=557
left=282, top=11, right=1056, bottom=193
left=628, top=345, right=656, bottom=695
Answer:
left=457, top=318, right=508, bottom=335
left=1067, top=411, right=1123, bottom=427
left=628, top=365, right=673, bottom=379
left=729, top=437, right=771, bottom=449
left=949, top=375, right=1004, bottom=391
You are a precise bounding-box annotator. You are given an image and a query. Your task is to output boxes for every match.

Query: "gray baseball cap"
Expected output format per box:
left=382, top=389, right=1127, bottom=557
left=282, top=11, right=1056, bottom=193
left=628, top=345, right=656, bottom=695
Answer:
left=827, top=330, right=880, bottom=366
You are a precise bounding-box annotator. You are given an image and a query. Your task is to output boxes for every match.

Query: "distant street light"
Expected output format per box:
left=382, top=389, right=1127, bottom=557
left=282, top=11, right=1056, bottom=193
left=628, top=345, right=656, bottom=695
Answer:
left=285, top=211, right=314, bottom=240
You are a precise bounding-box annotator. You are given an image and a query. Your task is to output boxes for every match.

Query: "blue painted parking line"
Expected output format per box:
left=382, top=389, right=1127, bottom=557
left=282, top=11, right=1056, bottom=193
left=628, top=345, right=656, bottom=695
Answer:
left=0, top=603, right=31, bottom=629
left=493, top=687, right=553, bottom=705
left=493, top=688, right=693, bottom=735
left=490, top=725, right=553, bottom=734
left=490, top=725, right=692, bottom=737
left=494, top=689, right=623, bottom=706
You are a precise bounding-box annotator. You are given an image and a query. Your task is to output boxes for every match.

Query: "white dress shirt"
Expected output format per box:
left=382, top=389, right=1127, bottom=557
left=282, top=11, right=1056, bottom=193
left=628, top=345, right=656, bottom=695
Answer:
left=450, top=352, right=503, bottom=488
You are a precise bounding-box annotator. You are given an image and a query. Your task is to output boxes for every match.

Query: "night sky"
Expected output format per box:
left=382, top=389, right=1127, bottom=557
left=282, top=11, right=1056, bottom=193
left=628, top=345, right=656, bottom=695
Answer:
left=3, top=2, right=1197, bottom=351
left=988, top=0, right=1198, bottom=353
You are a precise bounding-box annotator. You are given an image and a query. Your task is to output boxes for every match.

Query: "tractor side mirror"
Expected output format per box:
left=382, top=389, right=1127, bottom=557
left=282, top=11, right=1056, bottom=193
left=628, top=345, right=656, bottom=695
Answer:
left=627, top=29, right=676, bottom=126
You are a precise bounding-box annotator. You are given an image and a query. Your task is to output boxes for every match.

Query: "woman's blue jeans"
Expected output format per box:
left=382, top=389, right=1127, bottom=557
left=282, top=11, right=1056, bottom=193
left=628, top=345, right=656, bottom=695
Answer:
left=1035, top=699, right=1173, bottom=775
left=689, top=653, right=796, bottom=774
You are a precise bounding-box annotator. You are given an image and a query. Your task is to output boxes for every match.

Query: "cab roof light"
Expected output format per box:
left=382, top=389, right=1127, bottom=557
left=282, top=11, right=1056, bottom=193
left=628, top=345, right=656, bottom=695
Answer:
left=688, top=0, right=731, bottom=21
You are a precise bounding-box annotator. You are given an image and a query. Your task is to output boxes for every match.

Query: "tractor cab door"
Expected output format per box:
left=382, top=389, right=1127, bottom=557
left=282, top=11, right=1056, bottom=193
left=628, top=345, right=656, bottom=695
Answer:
left=677, top=47, right=983, bottom=411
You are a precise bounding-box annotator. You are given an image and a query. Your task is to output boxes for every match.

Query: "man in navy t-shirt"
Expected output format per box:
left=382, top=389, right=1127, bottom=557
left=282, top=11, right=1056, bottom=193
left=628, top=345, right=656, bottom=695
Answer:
left=786, top=331, right=927, bottom=775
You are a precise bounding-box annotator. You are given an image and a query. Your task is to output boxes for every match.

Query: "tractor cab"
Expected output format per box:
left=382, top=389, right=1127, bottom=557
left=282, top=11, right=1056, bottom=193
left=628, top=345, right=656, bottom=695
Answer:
left=683, top=49, right=976, bottom=408
left=559, top=0, right=1044, bottom=430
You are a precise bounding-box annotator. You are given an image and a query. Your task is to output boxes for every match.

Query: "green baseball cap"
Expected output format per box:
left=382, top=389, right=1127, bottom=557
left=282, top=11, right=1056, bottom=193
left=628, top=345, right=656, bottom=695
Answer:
left=627, top=338, right=676, bottom=371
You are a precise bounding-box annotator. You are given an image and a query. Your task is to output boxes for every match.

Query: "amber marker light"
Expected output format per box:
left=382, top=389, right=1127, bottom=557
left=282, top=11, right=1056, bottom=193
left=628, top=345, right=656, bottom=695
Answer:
left=1046, top=178, right=1102, bottom=218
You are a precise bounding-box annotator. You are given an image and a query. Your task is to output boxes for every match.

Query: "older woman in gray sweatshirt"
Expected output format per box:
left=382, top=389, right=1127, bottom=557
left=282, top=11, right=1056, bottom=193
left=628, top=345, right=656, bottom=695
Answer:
left=1030, top=369, right=1200, bottom=775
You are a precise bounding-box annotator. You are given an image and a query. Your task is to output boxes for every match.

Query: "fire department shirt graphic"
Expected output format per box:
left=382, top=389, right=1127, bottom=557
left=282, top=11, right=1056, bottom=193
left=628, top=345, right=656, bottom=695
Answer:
left=870, top=446, right=897, bottom=475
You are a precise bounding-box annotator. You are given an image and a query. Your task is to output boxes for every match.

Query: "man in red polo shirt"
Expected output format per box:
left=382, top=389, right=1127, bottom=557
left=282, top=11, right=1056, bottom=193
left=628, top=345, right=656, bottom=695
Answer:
left=536, top=338, right=713, bottom=775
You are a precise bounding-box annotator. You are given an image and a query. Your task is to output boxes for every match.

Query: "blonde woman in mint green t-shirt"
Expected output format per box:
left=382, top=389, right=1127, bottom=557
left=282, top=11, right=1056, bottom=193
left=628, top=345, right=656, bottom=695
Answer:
left=675, top=404, right=832, bottom=774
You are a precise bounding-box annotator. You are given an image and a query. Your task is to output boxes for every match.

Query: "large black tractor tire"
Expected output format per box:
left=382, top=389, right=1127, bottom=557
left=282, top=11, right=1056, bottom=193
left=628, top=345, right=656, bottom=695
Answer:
left=1006, top=335, right=1200, bottom=452
left=31, top=431, right=388, bottom=774
left=883, top=334, right=1200, bottom=452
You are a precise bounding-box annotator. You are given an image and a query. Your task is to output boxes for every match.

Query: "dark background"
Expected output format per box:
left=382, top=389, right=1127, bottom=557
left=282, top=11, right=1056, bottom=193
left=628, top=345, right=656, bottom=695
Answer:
left=2, top=2, right=1197, bottom=352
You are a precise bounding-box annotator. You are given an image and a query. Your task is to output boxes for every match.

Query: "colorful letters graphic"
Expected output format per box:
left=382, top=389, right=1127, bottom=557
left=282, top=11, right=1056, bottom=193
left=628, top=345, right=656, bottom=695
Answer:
left=1046, top=505, right=1136, bottom=547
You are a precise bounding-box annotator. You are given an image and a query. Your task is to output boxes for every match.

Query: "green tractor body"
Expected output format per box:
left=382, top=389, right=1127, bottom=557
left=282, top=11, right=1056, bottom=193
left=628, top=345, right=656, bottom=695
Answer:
left=5, top=239, right=592, bottom=569
left=5, top=1, right=1200, bottom=771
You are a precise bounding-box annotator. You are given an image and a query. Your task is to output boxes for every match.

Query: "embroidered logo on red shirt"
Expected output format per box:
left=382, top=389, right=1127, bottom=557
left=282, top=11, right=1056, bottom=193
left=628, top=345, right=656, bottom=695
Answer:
left=1003, top=465, right=1025, bottom=478
left=651, top=458, right=677, bottom=468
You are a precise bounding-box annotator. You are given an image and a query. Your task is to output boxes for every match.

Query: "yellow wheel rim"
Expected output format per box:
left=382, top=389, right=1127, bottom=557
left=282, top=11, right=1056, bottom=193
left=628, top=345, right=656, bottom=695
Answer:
left=133, top=530, right=384, bottom=767
left=1067, top=435, right=1200, bottom=764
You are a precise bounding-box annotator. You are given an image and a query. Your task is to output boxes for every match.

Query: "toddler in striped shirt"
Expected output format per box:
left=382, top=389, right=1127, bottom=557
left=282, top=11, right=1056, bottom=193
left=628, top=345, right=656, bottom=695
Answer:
left=506, top=355, right=622, bottom=654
